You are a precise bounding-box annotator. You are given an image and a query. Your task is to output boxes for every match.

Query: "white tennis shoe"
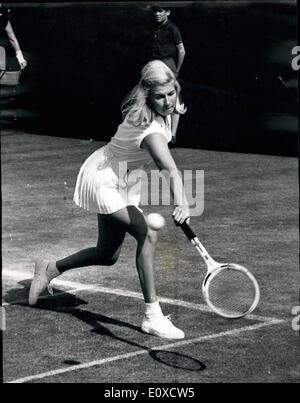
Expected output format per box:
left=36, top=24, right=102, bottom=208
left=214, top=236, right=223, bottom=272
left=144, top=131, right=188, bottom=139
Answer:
left=28, top=260, right=58, bottom=305
left=141, top=314, right=185, bottom=340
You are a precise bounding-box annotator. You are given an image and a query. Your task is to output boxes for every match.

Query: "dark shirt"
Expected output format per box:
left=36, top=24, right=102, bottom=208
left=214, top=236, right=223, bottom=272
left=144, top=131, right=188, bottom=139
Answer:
left=0, top=9, right=9, bottom=47
left=152, top=20, right=183, bottom=59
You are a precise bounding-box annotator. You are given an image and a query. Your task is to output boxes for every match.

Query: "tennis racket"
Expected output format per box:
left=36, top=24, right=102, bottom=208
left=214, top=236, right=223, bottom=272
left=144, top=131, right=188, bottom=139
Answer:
left=179, top=221, right=260, bottom=318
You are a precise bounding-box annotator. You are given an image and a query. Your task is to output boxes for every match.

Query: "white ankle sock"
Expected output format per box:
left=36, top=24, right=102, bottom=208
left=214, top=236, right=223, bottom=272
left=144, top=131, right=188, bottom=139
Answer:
left=145, top=301, right=163, bottom=319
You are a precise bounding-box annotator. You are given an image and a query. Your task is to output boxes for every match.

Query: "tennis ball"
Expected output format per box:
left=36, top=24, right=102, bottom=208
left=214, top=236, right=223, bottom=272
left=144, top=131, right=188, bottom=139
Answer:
left=147, top=213, right=165, bottom=231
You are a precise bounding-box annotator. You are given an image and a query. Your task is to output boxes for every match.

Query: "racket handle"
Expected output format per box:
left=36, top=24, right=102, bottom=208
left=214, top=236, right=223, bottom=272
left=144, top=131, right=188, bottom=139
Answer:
left=179, top=220, right=197, bottom=241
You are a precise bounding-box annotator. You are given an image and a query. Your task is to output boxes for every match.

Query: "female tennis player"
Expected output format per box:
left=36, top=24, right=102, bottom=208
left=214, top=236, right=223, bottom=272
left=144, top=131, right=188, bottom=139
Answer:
left=29, top=60, right=190, bottom=340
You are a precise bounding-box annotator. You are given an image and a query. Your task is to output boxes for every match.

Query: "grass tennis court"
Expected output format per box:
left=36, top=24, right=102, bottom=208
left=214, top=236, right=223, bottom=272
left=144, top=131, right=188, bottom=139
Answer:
left=2, top=132, right=299, bottom=383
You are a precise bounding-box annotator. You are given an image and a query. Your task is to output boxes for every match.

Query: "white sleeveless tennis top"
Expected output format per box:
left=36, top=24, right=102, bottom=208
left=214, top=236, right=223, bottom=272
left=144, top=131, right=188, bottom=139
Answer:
left=73, top=112, right=173, bottom=214
left=107, top=112, right=172, bottom=170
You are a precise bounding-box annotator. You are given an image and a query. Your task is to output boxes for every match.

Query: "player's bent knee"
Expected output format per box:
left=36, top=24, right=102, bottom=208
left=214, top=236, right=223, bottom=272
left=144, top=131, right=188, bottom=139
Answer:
left=104, top=257, right=118, bottom=266
left=146, top=227, right=158, bottom=245
left=96, top=253, right=119, bottom=266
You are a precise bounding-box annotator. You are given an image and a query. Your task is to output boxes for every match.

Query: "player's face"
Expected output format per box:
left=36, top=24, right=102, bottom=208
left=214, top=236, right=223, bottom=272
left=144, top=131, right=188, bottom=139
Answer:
left=150, top=82, right=177, bottom=117
left=153, top=9, right=170, bottom=24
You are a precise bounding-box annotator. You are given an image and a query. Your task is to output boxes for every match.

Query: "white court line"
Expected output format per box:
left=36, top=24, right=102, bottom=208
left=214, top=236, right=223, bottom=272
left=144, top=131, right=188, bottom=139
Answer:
left=3, top=268, right=286, bottom=384
left=3, top=269, right=278, bottom=323
left=7, top=319, right=284, bottom=384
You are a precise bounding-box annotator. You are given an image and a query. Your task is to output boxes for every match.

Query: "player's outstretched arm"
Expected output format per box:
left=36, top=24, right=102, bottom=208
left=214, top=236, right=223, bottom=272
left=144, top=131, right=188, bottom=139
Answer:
left=141, top=132, right=190, bottom=224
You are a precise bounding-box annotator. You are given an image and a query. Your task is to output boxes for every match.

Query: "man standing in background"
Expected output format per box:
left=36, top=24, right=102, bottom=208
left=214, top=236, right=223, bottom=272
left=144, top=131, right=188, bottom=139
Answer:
left=151, top=5, right=186, bottom=143
left=151, top=5, right=186, bottom=77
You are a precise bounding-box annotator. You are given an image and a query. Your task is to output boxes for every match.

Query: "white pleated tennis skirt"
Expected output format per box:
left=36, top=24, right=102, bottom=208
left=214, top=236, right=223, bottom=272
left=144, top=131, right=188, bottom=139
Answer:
left=73, top=145, right=142, bottom=214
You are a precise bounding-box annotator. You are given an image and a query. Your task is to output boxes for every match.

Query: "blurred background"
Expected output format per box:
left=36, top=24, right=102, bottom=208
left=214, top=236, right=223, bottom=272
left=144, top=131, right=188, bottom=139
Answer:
left=0, top=1, right=298, bottom=156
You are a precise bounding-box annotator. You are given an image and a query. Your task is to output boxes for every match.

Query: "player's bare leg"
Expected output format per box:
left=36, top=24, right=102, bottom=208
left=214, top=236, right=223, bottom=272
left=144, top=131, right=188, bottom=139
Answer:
left=111, top=206, right=184, bottom=339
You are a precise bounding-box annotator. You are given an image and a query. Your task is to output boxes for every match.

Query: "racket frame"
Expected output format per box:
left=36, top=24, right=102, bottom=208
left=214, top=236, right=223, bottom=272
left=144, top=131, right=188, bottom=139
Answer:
left=179, top=221, right=260, bottom=318
left=202, top=262, right=260, bottom=318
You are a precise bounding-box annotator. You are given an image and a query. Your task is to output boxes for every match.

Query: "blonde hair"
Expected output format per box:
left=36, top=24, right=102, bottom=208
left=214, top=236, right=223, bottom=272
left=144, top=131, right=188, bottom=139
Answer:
left=121, top=60, right=186, bottom=126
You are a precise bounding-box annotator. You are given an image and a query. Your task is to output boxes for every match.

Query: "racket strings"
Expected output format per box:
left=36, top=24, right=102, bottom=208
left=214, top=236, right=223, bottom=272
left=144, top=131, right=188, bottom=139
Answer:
left=206, top=268, right=257, bottom=317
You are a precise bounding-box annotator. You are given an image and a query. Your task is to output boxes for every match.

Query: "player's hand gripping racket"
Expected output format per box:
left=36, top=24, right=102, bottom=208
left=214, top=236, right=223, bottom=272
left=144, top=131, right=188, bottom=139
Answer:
left=179, top=221, right=260, bottom=318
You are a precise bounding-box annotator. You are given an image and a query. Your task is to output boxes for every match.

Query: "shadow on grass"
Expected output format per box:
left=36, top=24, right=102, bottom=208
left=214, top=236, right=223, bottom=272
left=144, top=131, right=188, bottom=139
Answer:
left=7, top=280, right=206, bottom=372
